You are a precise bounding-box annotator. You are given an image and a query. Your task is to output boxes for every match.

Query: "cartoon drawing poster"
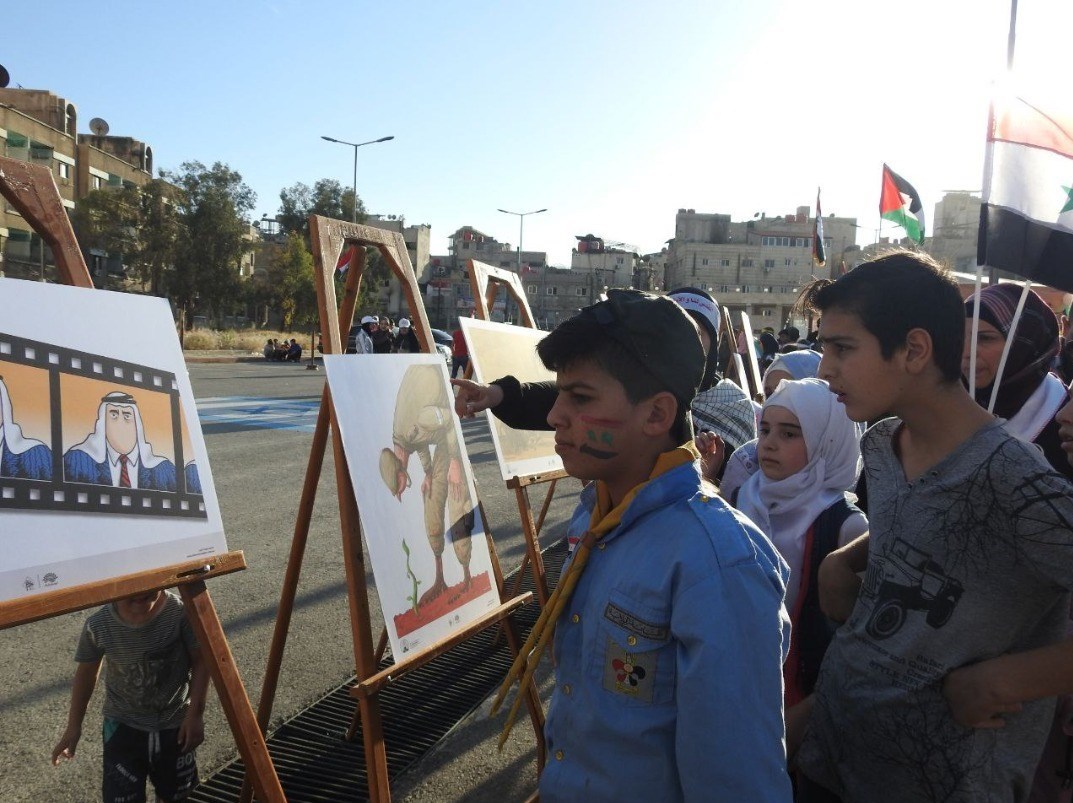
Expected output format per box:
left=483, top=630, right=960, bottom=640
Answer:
left=324, top=354, right=498, bottom=660
left=0, top=278, right=226, bottom=603
left=458, top=317, right=563, bottom=480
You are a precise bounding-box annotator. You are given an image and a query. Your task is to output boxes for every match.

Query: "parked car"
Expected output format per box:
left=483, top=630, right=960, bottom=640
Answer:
left=344, top=324, right=453, bottom=370
left=431, top=328, right=454, bottom=371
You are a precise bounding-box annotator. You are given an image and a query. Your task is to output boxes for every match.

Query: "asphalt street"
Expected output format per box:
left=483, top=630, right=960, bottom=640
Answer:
left=0, top=360, right=579, bottom=802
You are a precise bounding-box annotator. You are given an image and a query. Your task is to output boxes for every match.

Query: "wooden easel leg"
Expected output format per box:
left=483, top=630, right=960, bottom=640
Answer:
left=179, top=580, right=286, bottom=803
left=330, top=404, right=391, bottom=802
left=239, top=393, right=332, bottom=803
left=514, top=485, right=550, bottom=607
left=346, top=627, right=386, bottom=742
left=484, top=504, right=547, bottom=773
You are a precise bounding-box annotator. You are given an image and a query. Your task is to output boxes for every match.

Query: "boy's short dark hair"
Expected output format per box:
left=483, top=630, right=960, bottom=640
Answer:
left=538, top=290, right=704, bottom=441
left=797, top=249, right=965, bottom=382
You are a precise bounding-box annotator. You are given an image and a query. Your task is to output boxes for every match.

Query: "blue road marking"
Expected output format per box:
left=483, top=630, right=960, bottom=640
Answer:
left=196, top=395, right=321, bottom=432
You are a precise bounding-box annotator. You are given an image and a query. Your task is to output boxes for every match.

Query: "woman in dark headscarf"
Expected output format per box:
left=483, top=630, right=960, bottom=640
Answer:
left=964, top=283, right=1072, bottom=479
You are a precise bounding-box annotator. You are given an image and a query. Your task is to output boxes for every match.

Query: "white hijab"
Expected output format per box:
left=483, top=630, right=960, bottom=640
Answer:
left=69, top=393, right=169, bottom=468
left=735, top=379, right=862, bottom=608
left=0, top=376, right=47, bottom=455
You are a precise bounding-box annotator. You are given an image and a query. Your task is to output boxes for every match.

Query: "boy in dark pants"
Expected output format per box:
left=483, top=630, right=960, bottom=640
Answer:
left=794, top=251, right=1073, bottom=802
left=492, top=289, right=792, bottom=802
left=52, top=589, right=209, bottom=802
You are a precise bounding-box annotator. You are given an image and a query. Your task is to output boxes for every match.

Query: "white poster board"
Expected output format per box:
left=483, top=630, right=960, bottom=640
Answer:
left=458, top=317, right=563, bottom=481
left=324, top=354, right=499, bottom=659
left=0, top=278, right=226, bottom=602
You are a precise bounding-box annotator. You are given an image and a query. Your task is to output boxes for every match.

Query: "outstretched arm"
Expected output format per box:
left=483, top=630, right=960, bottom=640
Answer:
left=178, top=647, right=210, bottom=752
left=52, top=659, right=102, bottom=765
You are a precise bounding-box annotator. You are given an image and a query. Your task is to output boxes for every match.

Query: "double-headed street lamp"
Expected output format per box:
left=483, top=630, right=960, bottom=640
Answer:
left=497, top=207, right=547, bottom=271
left=321, top=134, right=395, bottom=222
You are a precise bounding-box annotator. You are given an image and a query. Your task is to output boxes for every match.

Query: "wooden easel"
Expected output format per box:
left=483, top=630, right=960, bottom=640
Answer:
left=248, top=219, right=544, bottom=803
left=465, top=259, right=569, bottom=608
left=0, top=156, right=285, bottom=803
left=721, top=304, right=763, bottom=401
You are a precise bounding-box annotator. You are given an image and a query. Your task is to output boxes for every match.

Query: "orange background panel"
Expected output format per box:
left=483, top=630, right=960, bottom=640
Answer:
left=0, top=359, right=52, bottom=444
left=60, top=374, right=176, bottom=462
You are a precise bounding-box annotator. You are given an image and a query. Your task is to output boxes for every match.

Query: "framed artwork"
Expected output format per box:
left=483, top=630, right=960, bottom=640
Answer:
left=324, top=354, right=499, bottom=658
left=458, top=317, right=562, bottom=480
left=0, top=279, right=225, bottom=602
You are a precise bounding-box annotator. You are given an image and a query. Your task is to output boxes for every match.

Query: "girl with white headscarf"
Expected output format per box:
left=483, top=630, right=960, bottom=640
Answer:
left=735, top=378, right=866, bottom=708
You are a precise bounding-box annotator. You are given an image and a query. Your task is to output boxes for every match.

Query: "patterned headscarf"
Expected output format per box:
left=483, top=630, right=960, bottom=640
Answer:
left=965, top=285, right=1059, bottom=419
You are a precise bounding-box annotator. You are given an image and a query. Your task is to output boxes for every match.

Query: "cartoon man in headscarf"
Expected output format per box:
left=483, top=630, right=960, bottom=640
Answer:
left=379, top=364, right=474, bottom=607
left=0, top=375, right=52, bottom=480
left=63, top=391, right=177, bottom=491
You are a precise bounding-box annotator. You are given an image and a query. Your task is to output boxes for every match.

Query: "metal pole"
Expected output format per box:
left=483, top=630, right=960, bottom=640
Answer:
left=517, top=215, right=524, bottom=271
left=351, top=144, right=358, bottom=223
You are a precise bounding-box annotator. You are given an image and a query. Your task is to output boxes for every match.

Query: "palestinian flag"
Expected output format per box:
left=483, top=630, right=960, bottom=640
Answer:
left=813, top=188, right=826, bottom=267
left=978, top=91, right=1073, bottom=292
left=880, top=164, right=925, bottom=243
left=336, top=245, right=357, bottom=278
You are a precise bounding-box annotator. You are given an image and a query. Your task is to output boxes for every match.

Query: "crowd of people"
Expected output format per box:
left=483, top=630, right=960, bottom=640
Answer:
left=262, top=337, right=302, bottom=362
left=49, top=247, right=1073, bottom=802
left=350, top=314, right=422, bottom=354
left=454, top=249, right=1073, bottom=802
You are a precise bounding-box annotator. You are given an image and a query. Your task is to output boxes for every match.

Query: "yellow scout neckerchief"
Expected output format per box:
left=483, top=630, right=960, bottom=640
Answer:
left=491, top=442, right=700, bottom=747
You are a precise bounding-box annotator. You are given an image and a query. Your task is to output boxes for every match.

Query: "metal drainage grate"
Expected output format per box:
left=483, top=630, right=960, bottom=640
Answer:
left=189, top=539, right=569, bottom=803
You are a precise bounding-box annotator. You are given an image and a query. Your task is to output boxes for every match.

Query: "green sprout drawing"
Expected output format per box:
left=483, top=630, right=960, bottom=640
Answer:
left=402, top=538, right=421, bottom=613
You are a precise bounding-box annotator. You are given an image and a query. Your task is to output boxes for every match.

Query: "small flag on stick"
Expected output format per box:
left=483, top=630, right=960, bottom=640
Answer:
left=336, top=245, right=357, bottom=278
left=880, top=164, right=926, bottom=243
left=813, top=188, right=826, bottom=267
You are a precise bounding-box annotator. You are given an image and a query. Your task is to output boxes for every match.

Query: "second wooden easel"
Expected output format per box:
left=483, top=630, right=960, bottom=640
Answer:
left=247, top=219, right=545, bottom=803
left=465, top=259, right=569, bottom=608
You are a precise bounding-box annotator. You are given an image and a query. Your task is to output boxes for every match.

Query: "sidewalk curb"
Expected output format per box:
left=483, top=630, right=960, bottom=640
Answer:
left=183, top=354, right=325, bottom=365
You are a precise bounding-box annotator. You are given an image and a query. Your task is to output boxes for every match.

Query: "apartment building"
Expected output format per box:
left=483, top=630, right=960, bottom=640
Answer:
left=0, top=88, right=154, bottom=282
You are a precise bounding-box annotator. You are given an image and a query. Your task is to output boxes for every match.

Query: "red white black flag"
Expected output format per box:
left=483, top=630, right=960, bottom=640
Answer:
left=978, top=90, right=1073, bottom=292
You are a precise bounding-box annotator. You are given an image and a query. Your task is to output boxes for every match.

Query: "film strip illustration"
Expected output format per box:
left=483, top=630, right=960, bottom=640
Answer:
left=0, top=332, right=207, bottom=519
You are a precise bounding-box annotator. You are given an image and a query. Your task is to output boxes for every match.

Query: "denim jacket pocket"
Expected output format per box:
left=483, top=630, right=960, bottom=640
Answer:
left=591, top=590, right=676, bottom=706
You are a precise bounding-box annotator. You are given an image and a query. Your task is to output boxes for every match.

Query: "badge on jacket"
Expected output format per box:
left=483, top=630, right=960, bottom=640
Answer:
left=602, top=638, right=658, bottom=701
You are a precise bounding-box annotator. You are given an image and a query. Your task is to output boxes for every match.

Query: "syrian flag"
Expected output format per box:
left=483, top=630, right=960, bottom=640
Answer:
left=335, top=245, right=357, bottom=278
left=978, top=91, right=1073, bottom=292
left=813, top=188, right=826, bottom=267
left=880, top=164, right=925, bottom=243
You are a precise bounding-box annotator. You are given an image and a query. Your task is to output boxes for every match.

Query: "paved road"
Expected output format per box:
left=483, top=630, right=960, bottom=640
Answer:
left=0, top=361, right=578, bottom=802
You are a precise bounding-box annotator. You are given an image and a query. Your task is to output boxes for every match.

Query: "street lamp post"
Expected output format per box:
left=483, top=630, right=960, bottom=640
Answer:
left=321, top=134, right=395, bottom=222
left=497, top=207, right=547, bottom=272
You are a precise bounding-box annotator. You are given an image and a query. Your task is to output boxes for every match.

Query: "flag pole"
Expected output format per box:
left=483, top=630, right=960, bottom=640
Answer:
left=972, top=0, right=1018, bottom=396
left=1007, top=0, right=1018, bottom=69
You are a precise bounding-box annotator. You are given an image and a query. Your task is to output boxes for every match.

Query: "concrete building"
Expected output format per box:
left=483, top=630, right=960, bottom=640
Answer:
left=360, top=213, right=432, bottom=316
left=664, top=206, right=859, bottom=328
left=570, top=234, right=637, bottom=288
left=0, top=88, right=155, bottom=283
left=422, top=225, right=548, bottom=329
left=926, top=191, right=982, bottom=273
left=522, top=266, right=598, bottom=330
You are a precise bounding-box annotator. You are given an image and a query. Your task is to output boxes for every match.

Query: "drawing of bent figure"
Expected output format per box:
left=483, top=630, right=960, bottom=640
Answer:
left=0, top=375, right=52, bottom=480
left=379, top=364, right=474, bottom=608
left=64, top=391, right=177, bottom=491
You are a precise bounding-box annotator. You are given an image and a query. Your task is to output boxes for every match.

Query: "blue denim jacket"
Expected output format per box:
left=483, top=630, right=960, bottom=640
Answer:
left=542, top=460, right=793, bottom=803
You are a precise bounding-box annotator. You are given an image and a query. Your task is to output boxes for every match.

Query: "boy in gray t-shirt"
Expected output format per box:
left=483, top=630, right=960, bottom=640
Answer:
left=790, top=252, right=1073, bottom=802
left=52, top=589, right=208, bottom=802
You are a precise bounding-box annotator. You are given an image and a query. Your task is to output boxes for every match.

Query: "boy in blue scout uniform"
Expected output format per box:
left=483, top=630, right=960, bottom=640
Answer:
left=492, top=289, right=793, bottom=802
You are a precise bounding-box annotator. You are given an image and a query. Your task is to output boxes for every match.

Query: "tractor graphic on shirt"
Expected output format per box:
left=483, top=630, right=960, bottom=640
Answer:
left=861, top=537, right=964, bottom=640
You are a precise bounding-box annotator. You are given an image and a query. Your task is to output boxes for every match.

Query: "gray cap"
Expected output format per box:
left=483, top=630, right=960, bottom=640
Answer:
left=575, top=289, right=705, bottom=403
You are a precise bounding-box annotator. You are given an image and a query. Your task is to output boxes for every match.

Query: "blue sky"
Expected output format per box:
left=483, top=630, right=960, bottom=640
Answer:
left=4, top=0, right=1067, bottom=266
